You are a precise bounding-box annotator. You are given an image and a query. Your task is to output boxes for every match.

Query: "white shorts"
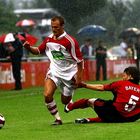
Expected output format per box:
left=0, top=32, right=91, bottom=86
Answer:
left=46, top=71, right=75, bottom=97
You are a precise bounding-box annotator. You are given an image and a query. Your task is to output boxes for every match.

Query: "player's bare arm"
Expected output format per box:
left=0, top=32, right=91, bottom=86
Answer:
left=23, top=41, right=39, bottom=55
left=76, top=61, right=83, bottom=85
left=79, top=82, right=104, bottom=91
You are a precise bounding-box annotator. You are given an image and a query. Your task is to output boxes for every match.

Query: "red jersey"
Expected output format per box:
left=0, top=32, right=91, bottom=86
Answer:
left=104, top=80, right=140, bottom=117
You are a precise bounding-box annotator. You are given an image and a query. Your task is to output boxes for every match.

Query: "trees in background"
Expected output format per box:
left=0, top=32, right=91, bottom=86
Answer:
left=1, top=0, right=140, bottom=45
left=122, top=0, right=140, bottom=28
left=47, top=0, right=106, bottom=36
left=0, top=0, right=17, bottom=33
left=47, top=0, right=106, bottom=27
left=32, top=0, right=50, bottom=8
left=46, top=0, right=134, bottom=44
left=86, top=0, right=132, bottom=44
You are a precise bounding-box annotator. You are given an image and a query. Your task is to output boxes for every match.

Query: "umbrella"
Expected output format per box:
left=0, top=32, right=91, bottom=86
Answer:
left=16, top=19, right=36, bottom=27
left=25, top=33, right=38, bottom=46
left=0, top=34, right=6, bottom=43
left=0, top=33, right=38, bottom=46
left=119, top=27, right=140, bottom=38
left=77, top=25, right=107, bottom=37
left=0, top=33, right=16, bottom=43
left=18, top=32, right=38, bottom=46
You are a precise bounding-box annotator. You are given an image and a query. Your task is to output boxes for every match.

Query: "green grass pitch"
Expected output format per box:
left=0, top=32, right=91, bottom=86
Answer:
left=0, top=80, right=140, bottom=140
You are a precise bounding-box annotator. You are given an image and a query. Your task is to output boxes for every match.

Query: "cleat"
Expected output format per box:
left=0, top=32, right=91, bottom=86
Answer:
left=64, top=103, right=72, bottom=113
left=75, top=118, right=89, bottom=124
left=52, top=119, right=62, bottom=125
left=64, top=105, right=69, bottom=113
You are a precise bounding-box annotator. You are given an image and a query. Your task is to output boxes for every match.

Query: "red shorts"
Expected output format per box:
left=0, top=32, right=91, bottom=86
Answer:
left=94, top=99, right=140, bottom=122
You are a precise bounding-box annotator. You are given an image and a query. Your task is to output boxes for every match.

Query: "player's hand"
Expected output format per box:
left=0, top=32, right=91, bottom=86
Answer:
left=23, top=41, right=31, bottom=50
left=71, top=77, right=77, bottom=89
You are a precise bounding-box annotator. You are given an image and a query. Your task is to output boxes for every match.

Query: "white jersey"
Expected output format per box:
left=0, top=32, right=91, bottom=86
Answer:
left=37, top=32, right=83, bottom=80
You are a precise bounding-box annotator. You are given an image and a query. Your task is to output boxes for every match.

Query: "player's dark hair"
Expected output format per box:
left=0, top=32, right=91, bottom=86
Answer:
left=51, top=16, right=65, bottom=26
left=124, top=66, right=140, bottom=84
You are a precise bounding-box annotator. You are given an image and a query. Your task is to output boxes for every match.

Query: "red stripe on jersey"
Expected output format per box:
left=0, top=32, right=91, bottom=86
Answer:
left=65, top=34, right=83, bottom=62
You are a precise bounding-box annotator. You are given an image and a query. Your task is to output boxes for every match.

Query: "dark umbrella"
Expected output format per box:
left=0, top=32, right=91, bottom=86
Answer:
left=77, top=25, right=107, bottom=37
left=119, top=27, right=140, bottom=38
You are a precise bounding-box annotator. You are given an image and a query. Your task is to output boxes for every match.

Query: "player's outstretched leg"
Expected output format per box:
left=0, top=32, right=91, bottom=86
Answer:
left=64, top=98, right=89, bottom=113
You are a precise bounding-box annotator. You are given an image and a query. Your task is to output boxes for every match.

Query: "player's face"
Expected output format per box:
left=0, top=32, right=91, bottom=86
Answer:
left=51, top=20, right=64, bottom=38
left=122, top=72, right=132, bottom=80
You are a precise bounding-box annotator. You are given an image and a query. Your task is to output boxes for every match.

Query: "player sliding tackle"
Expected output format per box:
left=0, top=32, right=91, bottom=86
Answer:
left=65, top=66, right=140, bottom=123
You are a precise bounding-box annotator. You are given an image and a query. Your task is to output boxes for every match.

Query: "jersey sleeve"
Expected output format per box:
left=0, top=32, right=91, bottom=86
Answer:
left=65, top=34, right=83, bottom=63
left=104, top=81, right=121, bottom=91
left=74, top=39, right=83, bottom=62
left=37, top=38, right=48, bottom=54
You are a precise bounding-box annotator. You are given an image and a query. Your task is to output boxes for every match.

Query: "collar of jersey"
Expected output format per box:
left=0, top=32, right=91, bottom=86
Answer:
left=49, top=31, right=66, bottom=40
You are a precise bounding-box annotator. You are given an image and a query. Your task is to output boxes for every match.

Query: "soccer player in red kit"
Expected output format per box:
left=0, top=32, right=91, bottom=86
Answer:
left=65, top=66, right=140, bottom=123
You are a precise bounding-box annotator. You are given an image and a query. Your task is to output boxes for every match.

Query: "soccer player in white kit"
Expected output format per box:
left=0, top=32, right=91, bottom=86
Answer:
left=23, top=16, right=83, bottom=125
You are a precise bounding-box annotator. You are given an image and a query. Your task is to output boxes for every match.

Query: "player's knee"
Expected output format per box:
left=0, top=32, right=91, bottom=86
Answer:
left=44, top=92, right=53, bottom=103
left=87, top=98, right=97, bottom=107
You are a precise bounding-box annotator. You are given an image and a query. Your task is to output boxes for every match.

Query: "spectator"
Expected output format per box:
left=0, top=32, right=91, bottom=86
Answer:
left=119, top=37, right=128, bottom=57
left=127, top=39, right=134, bottom=58
left=18, top=32, right=29, bottom=59
left=80, top=39, right=94, bottom=59
left=135, top=35, right=140, bottom=71
left=0, top=43, right=8, bottom=59
left=95, top=40, right=107, bottom=81
left=4, top=33, right=23, bottom=90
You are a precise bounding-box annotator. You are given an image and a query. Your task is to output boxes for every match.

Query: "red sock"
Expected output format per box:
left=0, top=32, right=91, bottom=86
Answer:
left=87, top=117, right=102, bottom=123
left=69, top=98, right=89, bottom=110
